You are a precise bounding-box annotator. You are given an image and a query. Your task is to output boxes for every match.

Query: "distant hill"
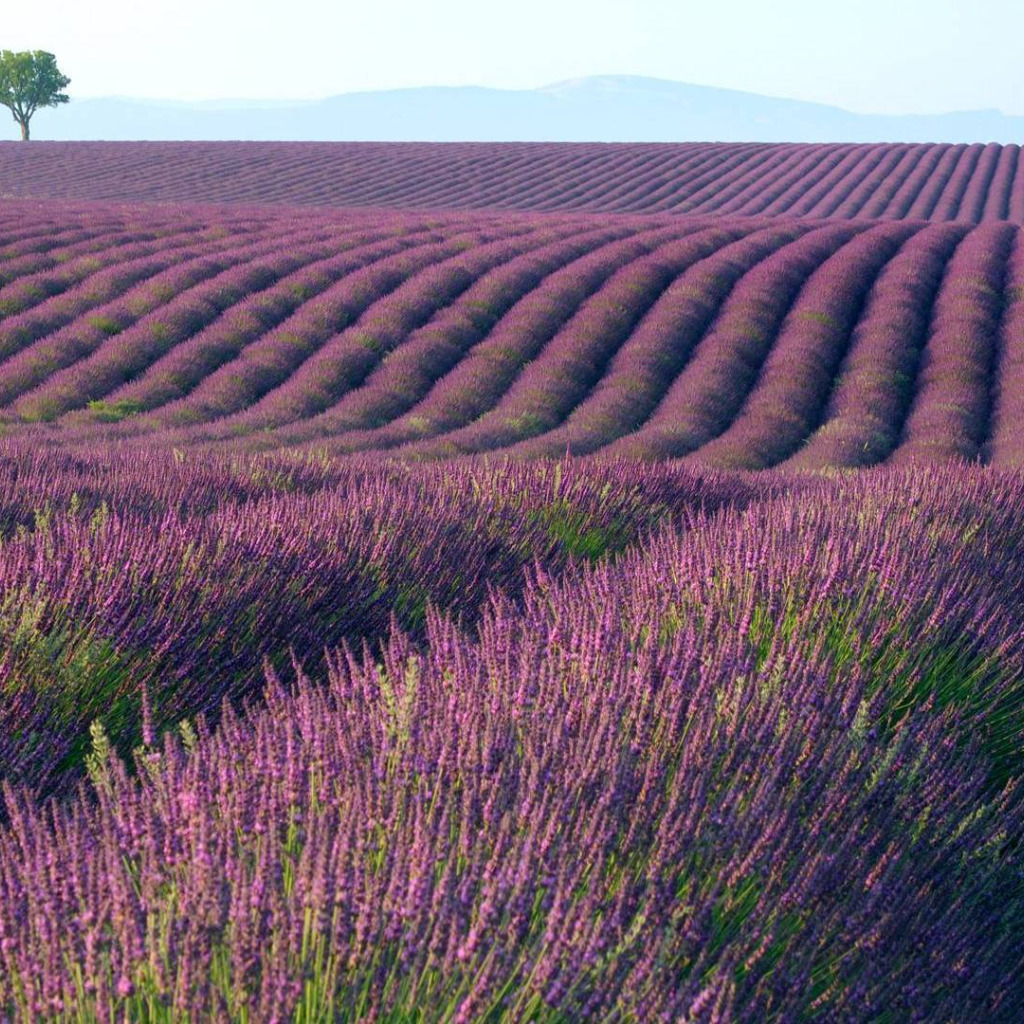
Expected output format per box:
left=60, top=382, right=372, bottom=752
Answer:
left=24, top=76, right=1024, bottom=144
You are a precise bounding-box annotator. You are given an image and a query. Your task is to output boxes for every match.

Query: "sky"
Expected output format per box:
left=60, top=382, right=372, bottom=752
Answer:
left=10, top=0, right=1024, bottom=115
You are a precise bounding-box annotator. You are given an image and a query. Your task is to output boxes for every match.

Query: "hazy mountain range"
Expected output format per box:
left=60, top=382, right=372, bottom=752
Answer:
left=25, top=75, right=1024, bottom=144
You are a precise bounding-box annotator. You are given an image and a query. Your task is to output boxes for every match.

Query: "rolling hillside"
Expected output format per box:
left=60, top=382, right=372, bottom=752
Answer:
left=0, top=199, right=1021, bottom=467
left=2, top=133, right=1024, bottom=1021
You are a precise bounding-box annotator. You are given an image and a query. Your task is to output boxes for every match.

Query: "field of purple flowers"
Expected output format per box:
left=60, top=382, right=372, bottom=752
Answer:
left=1, top=139, right=1024, bottom=1020
left=0, top=447, right=1019, bottom=1020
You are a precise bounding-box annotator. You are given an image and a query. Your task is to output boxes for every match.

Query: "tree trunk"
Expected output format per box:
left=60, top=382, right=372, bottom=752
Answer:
left=18, top=120, right=29, bottom=141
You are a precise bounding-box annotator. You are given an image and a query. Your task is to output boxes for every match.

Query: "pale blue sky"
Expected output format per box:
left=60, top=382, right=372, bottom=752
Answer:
left=13, top=0, right=1024, bottom=114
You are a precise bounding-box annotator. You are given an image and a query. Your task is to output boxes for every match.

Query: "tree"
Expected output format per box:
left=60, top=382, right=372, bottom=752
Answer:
left=0, top=50, right=70, bottom=141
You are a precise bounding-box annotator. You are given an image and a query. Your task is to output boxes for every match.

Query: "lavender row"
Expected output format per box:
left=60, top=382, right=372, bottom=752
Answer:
left=9, top=230, right=386, bottom=422
left=958, top=143, right=1004, bottom=223
left=673, top=146, right=799, bottom=215
left=0, top=222, right=275, bottom=365
left=405, top=226, right=745, bottom=455
left=4, top=203, right=1024, bottom=466
left=790, top=146, right=892, bottom=220
left=824, top=145, right=916, bottom=220
left=0, top=223, right=107, bottom=271
left=787, top=223, right=968, bottom=469
left=904, top=145, right=971, bottom=221
left=981, top=144, right=1021, bottom=222
left=0, top=222, right=145, bottom=305
left=605, top=224, right=862, bottom=459
left=65, top=224, right=441, bottom=422
left=891, top=222, right=1015, bottom=463
left=322, top=223, right=691, bottom=455
left=559, top=146, right=727, bottom=213
left=0, top=221, right=334, bottom=411
left=871, top=145, right=949, bottom=220
left=143, top=225, right=521, bottom=431
left=755, top=144, right=889, bottom=220
left=851, top=146, right=928, bottom=220
left=738, top=145, right=856, bottom=217
left=987, top=230, right=1024, bottom=465
left=692, top=222, right=918, bottom=469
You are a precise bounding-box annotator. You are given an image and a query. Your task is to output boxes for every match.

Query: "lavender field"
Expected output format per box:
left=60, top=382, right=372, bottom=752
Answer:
left=0, top=140, right=1022, bottom=1021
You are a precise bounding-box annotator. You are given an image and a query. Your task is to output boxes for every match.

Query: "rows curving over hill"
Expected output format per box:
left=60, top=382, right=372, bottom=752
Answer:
left=3, top=140, right=1024, bottom=221
left=3, top=201, right=1024, bottom=468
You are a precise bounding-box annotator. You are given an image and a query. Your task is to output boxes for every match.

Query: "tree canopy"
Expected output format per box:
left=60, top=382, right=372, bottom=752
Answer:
left=0, top=50, right=70, bottom=141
